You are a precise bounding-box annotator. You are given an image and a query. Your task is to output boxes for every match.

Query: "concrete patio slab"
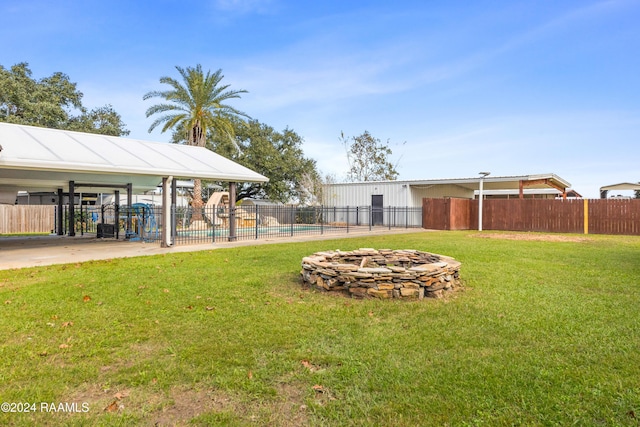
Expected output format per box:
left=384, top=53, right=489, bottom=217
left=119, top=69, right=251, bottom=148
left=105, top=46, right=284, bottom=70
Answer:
left=0, top=228, right=427, bottom=270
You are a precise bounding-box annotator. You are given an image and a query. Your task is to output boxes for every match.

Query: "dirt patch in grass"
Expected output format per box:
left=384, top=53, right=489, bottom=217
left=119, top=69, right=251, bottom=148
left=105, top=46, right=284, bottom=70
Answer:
left=469, top=233, right=592, bottom=243
left=64, top=382, right=310, bottom=426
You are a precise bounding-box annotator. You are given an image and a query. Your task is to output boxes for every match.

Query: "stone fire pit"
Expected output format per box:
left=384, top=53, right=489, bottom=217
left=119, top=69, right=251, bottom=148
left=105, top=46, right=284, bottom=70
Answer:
left=300, top=248, right=462, bottom=299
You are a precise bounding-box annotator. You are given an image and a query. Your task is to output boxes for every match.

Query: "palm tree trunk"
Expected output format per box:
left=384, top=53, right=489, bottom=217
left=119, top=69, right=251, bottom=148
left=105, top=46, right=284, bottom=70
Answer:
left=189, top=121, right=205, bottom=221
left=191, top=178, right=204, bottom=221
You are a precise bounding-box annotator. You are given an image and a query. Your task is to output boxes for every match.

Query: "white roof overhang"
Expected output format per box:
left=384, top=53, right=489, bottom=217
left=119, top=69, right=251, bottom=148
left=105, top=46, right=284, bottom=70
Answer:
left=599, top=182, right=640, bottom=192
left=0, top=123, right=268, bottom=194
left=331, top=174, right=571, bottom=193
left=406, top=174, right=571, bottom=192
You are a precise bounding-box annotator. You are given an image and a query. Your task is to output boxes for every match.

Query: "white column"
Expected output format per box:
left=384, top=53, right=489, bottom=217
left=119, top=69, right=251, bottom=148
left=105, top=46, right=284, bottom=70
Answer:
left=162, top=176, right=173, bottom=247
left=478, top=178, right=484, bottom=232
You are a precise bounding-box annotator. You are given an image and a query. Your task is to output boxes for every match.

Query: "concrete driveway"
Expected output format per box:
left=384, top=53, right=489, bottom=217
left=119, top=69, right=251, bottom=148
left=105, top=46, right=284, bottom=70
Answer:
left=0, top=228, right=426, bottom=270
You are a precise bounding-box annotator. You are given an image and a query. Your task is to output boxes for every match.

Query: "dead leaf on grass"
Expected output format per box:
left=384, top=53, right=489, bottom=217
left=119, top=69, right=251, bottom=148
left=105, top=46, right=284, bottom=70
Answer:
left=205, top=306, right=215, bottom=311
left=104, top=400, right=119, bottom=412
left=301, top=360, right=317, bottom=371
left=82, top=295, right=91, bottom=302
left=61, top=321, right=74, bottom=327
left=113, top=391, right=129, bottom=400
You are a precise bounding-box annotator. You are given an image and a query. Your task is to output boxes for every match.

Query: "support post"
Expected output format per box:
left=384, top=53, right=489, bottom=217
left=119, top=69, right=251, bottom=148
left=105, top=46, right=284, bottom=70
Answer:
left=114, top=190, right=120, bottom=239
left=228, top=182, right=237, bottom=242
left=478, top=177, right=484, bottom=231
left=171, top=178, right=177, bottom=245
left=478, top=172, right=490, bottom=231
left=519, top=180, right=524, bottom=199
left=68, top=181, right=75, bottom=237
left=57, top=188, right=64, bottom=235
left=126, top=183, right=133, bottom=237
left=80, top=193, right=84, bottom=236
left=161, top=177, right=173, bottom=247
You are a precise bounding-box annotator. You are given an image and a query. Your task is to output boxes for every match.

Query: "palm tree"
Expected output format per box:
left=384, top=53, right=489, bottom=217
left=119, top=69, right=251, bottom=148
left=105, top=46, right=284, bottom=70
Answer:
left=143, top=65, right=249, bottom=216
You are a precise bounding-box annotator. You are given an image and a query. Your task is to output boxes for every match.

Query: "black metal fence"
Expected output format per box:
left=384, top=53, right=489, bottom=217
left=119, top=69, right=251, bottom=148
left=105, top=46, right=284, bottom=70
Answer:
left=55, top=204, right=422, bottom=245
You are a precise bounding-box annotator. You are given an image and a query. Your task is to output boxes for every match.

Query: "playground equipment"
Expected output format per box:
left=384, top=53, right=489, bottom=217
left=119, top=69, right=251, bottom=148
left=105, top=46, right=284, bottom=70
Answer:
left=203, top=192, right=230, bottom=226
left=126, top=203, right=159, bottom=242
left=203, top=192, right=258, bottom=228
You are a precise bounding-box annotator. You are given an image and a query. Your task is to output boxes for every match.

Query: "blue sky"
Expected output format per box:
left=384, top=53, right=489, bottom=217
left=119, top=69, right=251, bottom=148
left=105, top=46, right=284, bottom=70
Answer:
left=2, top=0, right=639, bottom=197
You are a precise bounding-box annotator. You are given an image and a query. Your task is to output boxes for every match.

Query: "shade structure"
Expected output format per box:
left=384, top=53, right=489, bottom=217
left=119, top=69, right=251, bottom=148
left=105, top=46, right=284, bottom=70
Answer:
left=0, top=122, right=268, bottom=196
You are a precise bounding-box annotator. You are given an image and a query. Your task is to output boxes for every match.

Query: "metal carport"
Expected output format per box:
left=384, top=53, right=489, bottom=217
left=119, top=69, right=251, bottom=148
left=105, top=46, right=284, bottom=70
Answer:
left=0, top=122, right=268, bottom=246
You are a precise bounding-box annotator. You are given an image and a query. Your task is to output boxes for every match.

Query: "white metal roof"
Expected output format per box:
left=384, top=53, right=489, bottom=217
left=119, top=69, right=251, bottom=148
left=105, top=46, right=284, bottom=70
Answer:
left=0, top=122, right=268, bottom=194
left=328, top=174, right=572, bottom=192
left=599, top=182, right=640, bottom=192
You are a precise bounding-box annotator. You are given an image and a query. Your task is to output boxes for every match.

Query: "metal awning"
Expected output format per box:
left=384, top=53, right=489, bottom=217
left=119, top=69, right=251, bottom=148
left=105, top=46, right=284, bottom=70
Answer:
left=599, top=182, right=640, bottom=198
left=404, top=174, right=571, bottom=193
left=599, top=182, right=640, bottom=192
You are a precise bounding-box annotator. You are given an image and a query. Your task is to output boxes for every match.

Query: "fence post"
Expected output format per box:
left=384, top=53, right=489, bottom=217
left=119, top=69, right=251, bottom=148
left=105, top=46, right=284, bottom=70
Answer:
left=320, top=206, right=324, bottom=235
left=369, top=206, right=372, bottom=231
left=346, top=206, right=350, bottom=233
left=228, top=182, right=237, bottom=242
left=68, top=181, right=75, bottom=237
left=584, top=199, right=589, bottom=235
left=56, top=188, right=64, bottom=235
left=80, top=204, right=84, bottom=236
left=255, top=205, right=259, bottom=240
left=291, top=206, right=295, bottom=236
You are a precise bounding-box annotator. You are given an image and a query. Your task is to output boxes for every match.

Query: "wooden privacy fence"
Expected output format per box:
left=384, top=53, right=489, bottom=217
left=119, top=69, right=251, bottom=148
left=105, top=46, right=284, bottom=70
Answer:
left=423, top=198, right=640, bottom=235
left=0, top=205, right=56, bottom=234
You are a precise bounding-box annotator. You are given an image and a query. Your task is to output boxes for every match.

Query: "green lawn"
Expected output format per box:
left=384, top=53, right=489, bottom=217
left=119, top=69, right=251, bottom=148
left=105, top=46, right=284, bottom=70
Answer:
left=1, top=231, right=639, bottom=426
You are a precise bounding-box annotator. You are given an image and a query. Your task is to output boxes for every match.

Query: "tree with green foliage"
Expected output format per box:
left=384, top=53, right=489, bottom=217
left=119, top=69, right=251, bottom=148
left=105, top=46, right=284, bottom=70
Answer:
left=143, top=65, right=249, bottom=213
left=0, top=62, right=129, bottom=136
left=341, top=130, right=399, bottom=181
left=209, top=119, right=321, bottom=204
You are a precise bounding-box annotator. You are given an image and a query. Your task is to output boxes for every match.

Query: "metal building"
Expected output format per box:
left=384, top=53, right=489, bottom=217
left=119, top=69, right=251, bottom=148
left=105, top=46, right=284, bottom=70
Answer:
left=322, top=174, right=572, bottom=208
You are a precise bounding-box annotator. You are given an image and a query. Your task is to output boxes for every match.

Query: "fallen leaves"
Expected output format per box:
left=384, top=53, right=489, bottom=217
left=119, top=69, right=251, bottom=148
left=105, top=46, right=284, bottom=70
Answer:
left=301, top=360, right=322, bottom=372
left=104, top=390, right=129, bottom=412
left=113, top=391, right=129, bottom=400
left=82, top=295, right=91, bottom=302
left=58, top=337, right=72, bottom=349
